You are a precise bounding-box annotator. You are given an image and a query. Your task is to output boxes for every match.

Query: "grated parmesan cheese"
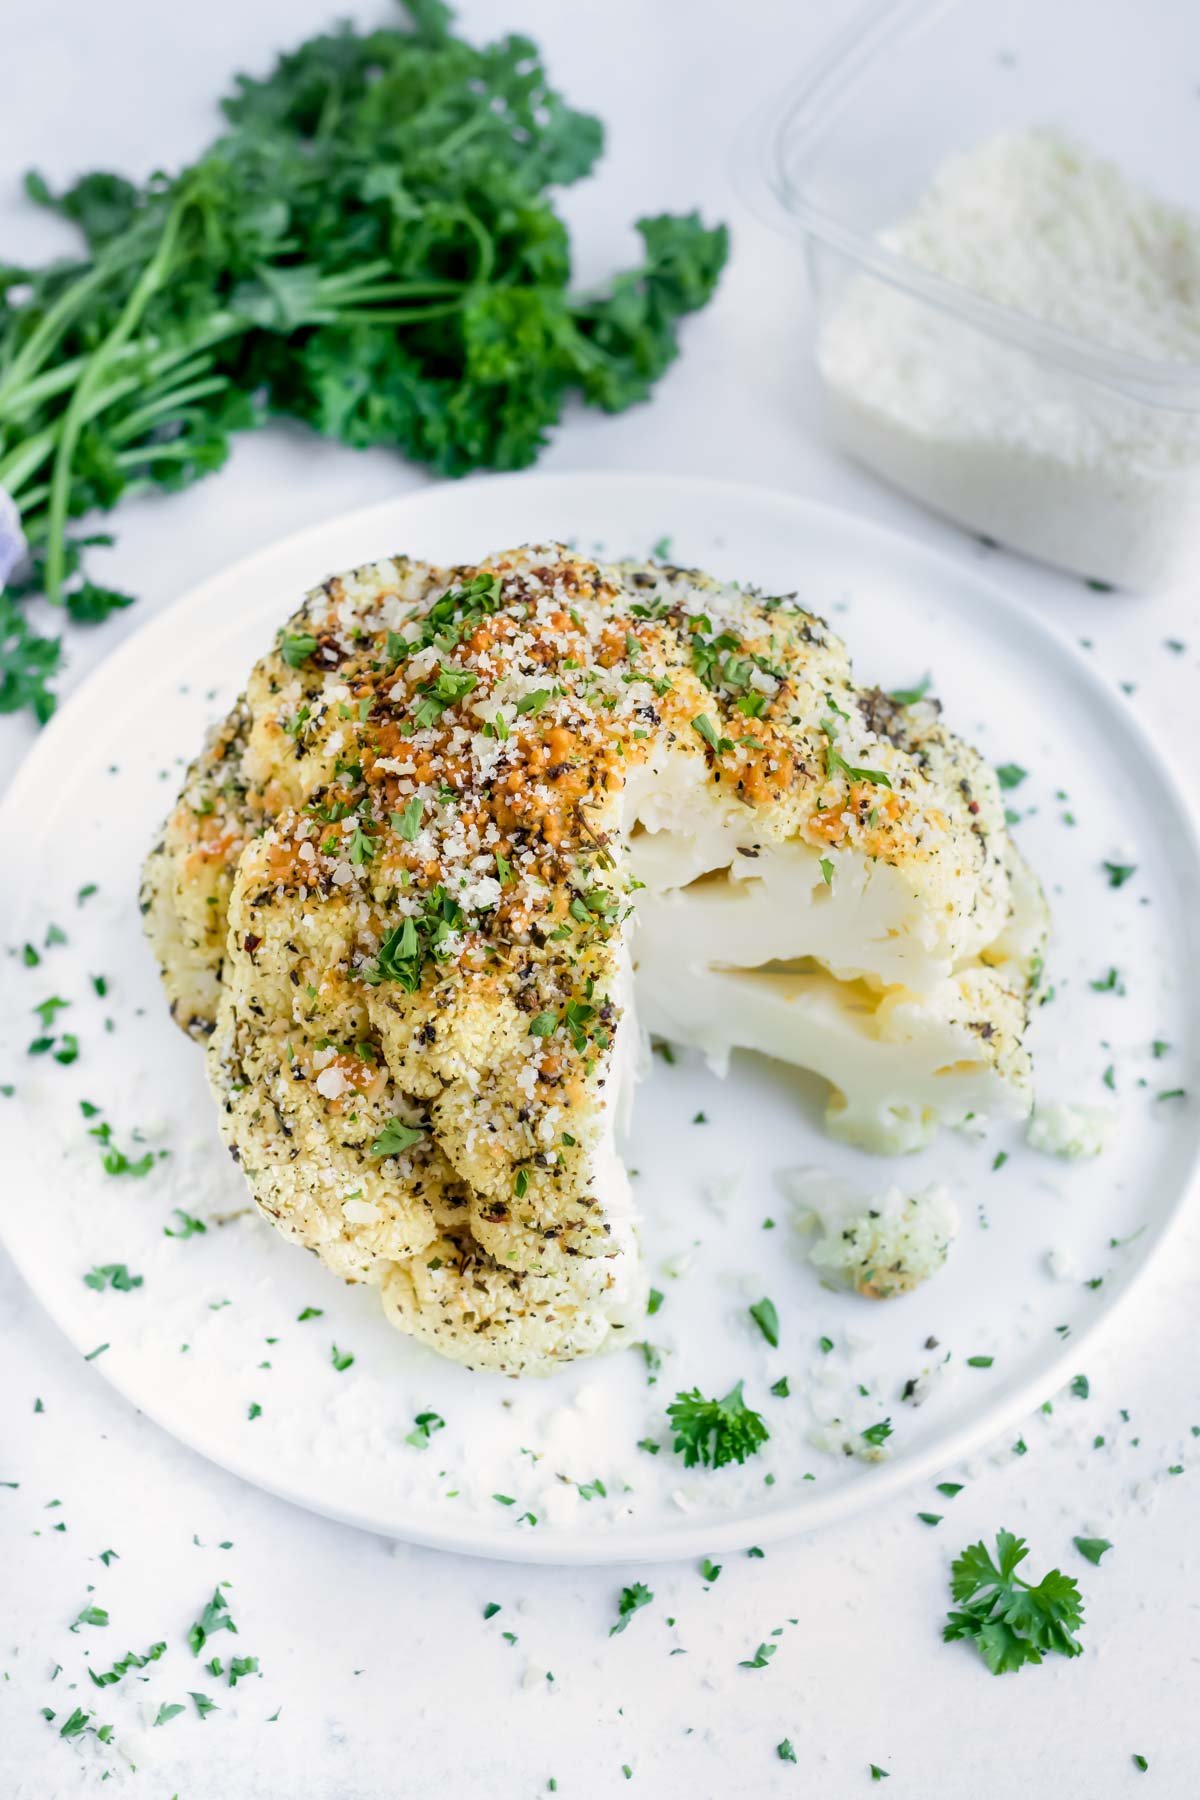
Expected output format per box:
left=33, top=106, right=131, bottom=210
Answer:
left=818, top=126, right=1200, bottom=587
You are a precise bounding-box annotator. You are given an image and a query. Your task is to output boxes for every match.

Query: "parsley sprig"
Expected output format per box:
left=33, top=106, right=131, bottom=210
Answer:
left=666, top=1382, right=769, bottom=1469
left=943, top=1530, right=1085, bottom=1674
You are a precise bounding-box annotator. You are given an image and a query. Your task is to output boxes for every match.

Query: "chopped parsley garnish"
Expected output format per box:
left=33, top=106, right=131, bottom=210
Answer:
left=777, top=1739, right=797, bottom=1763
left=1103, top=861, right=1136, bottom=888
left=188, top=1587, right=237, bottom=1656
left=392, top=796, right=424, bottom=840
left=297, top=1306, right=323, bottom=1322
left=748, top=1297, right=779, bottom=1348
left=692, top=712, right=733, bottom=756
left=666, top=1382, right=769, bottom=1469
left=278, top=631, right=319, bottom=668
left=190, top=1691, right=218, bottom=1719
left=368, top=1118, right=425, bottom=1158
left=1073, top=1537, right=1111, bottom=1566
left=918, top=1512, right=943, bottom=1527
left=966, top=1355, right=994, bottom=1369
left=154, top=1702, right=185, bottom=1727
left=164, top=1208, right=206, bottom=1238
left=995, top=763, right=1027, bottom=790
left=818, top=857, right=834, bottom=886
left=943, top=1530, right=1084, bottom=1674
left=889, top=675, right=931, bottom=705
left=329, top=1344, right=355, bottom=1373
left=1070, top=1374, right=1090, bottom=1399
left=1090, top=967, right=1125, bottom=994
left=861, top=1419, right=893, bottom=1447
left=824, top=736, right=891, bottom=788
left=700, top=1558, right=721, bottom=1582
left=770, top=1376, right=790, bottom=1398
left=738, top=1642, right=776, bottom=1669
left=609, top=1582, right=653, bottom=1636
left=83, top=1264, right=143, bottom=1292
left=405, top=1410, right=445, bottom=1449
left=646, top=1287, right=664, bottom=1316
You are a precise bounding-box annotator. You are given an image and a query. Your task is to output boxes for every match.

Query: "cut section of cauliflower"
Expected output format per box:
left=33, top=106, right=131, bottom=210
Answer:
left=783, top=1168, right=959, bottom=1297
left=143, top=544, right=1046, bottom=1372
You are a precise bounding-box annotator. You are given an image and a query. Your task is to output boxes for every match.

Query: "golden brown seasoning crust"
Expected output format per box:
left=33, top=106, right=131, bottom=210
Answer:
left=145, top=542, right=1043, bottom=1371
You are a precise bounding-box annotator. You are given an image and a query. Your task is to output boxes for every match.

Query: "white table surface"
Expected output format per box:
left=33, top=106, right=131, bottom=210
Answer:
left=3, top=2, right=1199, bottom=1795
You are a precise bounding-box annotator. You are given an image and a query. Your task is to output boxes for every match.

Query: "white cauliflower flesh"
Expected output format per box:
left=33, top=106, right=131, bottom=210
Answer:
left=1026, top=1100, right=1114, bottom=1160
left=143, top=544, right=1045, bottom=1373
left=784, top=1167, right=960, bottom=1297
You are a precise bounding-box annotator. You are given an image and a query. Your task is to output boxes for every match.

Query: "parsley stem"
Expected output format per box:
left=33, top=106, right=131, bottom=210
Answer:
left=43, top=197, right=189, bottom=602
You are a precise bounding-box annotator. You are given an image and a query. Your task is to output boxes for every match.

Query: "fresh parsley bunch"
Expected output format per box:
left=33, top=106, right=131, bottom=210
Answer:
left=943, top=1530, right=1085, bottom=1675
left=0, top=0, right=727, bottom=722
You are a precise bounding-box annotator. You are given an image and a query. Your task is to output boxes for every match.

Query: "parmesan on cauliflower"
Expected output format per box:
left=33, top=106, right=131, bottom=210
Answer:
left=1027, top=1100, right=1114, bottom=1160
left=142, top=544, right=1045, bottom=1373
left=784, top=1167, right=959, bottom=1297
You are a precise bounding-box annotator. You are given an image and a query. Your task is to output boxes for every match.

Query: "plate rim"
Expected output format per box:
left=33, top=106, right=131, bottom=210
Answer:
left=3, top=467, right=1199, bottom=1564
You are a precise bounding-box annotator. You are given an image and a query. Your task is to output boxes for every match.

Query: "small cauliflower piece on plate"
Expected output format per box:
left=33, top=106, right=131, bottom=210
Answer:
left=143, top=544, right=1045, bottom=1372
left=784, top=1167, right=960, bottom=1297
left=1027, top=1100, right=1114, bottom=1160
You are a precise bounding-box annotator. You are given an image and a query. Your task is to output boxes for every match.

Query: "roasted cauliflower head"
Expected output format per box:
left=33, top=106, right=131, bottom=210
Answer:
left=142, top=543, right=1047, bottom=1372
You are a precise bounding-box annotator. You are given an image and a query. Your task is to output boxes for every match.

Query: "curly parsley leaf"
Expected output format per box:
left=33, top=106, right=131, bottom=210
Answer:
left=943, top=1530, right=1084, bottom=1674
left=666, top=1381, right=769, bottom=1469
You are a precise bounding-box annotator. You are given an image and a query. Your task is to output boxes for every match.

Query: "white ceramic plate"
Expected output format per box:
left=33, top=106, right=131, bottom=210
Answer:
left=2, top=472, right=1198, bottom=1564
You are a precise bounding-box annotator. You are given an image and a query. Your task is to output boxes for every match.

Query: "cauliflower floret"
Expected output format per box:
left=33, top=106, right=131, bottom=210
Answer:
left=783, top=1167, right=959, bottom=1297
left=1027, top=1100, right=1115, bottom=1160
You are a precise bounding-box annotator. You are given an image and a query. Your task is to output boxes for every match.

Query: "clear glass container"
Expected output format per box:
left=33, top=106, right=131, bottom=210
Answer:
left=737, top=0, right=1200, bottom=589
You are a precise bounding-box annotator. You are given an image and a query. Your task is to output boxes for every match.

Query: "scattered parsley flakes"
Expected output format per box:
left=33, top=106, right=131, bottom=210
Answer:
left=1103, top=861, right=1136, bottom=888
left=1133, top=1754, right=1149, bottom=1772
left=870, top=1766, right=890, bottom=1782
left=164, top=1208, right=206, bottom=1238
left=1090, top=967, right=1125, bottom=995
left=918, top=1513, right=943, bottom=1527
left=995, top=763, right=1027, bottom=790
left=330, top=1343, right=355, bottom=1373
left=154, top=1702, right=185, bottom=1727
left=777, top=1738, right=797, bottom=1763
left=748, top=1297, right=780, bottom=1348
left=861, top=1419, right=892, bottom=1447
left=770, top=1376, right=790, bottom=1398
left=247, top=1402, right=262, bottom=1421
left=1070, top=1375, right=1090, bottom=1400
left=943, top=1530, right=1084, bottom=1674
left=610, top=1583, right=653, bottom=1636
left=739, top=1641, right=776, bottom=1670
left=966, top=1355, right=994, bottom=1369
left=818, top=856, right=834, bottom=886
left=297, top=1306, right=323, bottom=1322
left=188, top=1587, right=236, bottom=1656
left=1073, top=1537, right=1111, bottom=1566
left=190, top=1691, right=219, bottom=1719
left=700, top=1558, right=721, bottom=1583
left=483, top=1602, right=501, bottom=1621
left=405, top=1410, right=445, bottom=1449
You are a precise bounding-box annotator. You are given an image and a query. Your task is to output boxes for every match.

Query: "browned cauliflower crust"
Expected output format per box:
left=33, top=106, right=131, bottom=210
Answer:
left=143, top=544, right=1046, bottom=1372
